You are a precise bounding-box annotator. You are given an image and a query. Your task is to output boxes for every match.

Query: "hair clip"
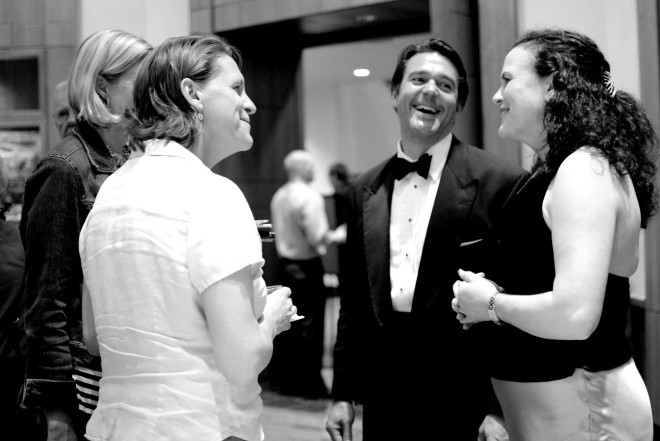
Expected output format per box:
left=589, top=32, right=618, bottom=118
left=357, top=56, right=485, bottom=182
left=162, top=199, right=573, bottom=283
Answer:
left=602, top=70, right=617, bottom=98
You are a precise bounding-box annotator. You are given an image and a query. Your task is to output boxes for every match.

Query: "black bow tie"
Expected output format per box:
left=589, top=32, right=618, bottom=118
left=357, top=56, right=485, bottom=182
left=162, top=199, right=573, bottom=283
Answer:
left=393, top=154, right=432, bottom=180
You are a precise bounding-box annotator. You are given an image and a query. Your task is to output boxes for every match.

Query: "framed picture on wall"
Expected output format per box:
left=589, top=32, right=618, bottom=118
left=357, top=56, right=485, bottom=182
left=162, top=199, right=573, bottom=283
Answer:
left=0, top=126, right=42, bottom=221
left=0, top=49, right=46, bottom=222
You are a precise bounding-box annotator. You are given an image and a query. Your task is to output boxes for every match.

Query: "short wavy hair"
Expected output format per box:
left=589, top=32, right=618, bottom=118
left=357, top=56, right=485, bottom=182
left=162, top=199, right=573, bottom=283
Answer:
left=69, top=29, right=152, bottom=127
left=390, top=38, right=469, bottom=110
left=517, top=29, right=659, bottom=226
left=129, top=35, right=242, bottom=150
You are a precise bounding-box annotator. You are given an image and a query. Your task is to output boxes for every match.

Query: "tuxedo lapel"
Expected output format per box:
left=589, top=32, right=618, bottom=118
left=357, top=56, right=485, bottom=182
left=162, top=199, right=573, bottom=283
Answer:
left=362, top=161, right=395, bottom=326
left=412, top=139, right=478, bottom=313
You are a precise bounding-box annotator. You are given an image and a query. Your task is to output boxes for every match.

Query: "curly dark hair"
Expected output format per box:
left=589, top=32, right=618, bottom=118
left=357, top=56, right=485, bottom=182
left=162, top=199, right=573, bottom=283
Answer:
left=515, top=29, right=658, bottom=226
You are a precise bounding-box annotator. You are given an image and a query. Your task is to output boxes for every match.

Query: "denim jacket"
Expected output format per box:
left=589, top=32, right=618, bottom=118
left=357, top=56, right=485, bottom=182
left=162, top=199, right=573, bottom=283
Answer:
left=19, top=120, right=119, bottom=409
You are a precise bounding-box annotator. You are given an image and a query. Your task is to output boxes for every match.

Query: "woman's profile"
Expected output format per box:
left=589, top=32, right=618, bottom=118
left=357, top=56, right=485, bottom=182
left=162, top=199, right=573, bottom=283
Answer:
left=453, top=29, right=657, bottom=441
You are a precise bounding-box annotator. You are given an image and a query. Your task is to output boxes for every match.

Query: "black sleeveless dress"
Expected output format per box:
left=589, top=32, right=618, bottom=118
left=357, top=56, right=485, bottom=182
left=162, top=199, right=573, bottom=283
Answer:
left=477, top=172, right=651, bottom=441
left=476, top=172, right=633, bottom=381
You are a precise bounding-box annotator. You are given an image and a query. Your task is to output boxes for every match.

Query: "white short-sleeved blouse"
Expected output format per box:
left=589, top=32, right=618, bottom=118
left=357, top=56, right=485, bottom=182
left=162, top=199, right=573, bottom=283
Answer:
left=80, top=139, right=266, bottom=441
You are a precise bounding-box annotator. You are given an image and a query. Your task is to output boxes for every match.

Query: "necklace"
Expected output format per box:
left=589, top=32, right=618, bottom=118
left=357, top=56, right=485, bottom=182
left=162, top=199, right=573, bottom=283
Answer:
left=105, top=143, right=131, bottom=167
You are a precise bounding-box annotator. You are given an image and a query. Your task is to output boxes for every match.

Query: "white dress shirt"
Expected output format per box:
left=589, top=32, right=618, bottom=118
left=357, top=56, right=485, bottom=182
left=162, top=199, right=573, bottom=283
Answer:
left=390, top=134, right=452, bottom=312
left=270, top=180, right=329, bottom=260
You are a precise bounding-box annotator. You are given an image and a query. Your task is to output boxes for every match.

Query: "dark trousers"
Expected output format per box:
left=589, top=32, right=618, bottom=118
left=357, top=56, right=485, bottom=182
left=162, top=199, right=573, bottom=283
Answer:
left=269, top=256, right=328, bottom=398
left=361, top=312, right=488, bottom=441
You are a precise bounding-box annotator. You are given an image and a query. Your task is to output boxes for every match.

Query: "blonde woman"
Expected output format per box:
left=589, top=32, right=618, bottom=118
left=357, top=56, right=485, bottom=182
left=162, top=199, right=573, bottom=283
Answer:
left=20, top=29, right=151, bottom=441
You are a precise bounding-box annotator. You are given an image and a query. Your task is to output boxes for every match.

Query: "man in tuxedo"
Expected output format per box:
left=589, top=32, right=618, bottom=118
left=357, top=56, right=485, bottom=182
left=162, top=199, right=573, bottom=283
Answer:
left=325, top=39, right=527, bottom=440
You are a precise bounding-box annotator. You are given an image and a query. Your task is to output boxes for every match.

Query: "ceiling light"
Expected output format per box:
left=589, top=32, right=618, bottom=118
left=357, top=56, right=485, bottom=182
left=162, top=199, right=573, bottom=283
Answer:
left=355, top=14, right=377, bottom=23
left=353, top=68, right=370, bottom=78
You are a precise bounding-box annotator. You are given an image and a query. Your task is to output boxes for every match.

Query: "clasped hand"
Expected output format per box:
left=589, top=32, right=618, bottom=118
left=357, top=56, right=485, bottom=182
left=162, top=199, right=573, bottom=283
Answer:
left=452, top=269, right=502, bottom=329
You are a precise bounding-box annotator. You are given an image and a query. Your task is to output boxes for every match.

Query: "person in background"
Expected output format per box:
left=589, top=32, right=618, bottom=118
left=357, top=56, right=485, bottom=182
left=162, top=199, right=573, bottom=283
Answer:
left=326, top=162, right=351, bottom=308
left=328, top=162, right=352, bottom=237
left=453, top=29, right=657, bottom=441
left=19, top=29, right=151, bottom=441
left=270, top=149, right=331, bottom=399
left=325, top=38, right=527, bottom=441
left=80, top=34, right=294, bottom=441
left=0, top=156, right=43, bottom=441
left=52, top=81, right=76, bottom=139
left=0, top=156, right=14, bottom=217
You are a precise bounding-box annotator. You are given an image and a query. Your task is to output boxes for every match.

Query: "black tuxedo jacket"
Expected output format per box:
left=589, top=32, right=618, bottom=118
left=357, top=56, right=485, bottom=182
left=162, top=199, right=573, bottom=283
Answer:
left=331, top=136, right=527, bottom=439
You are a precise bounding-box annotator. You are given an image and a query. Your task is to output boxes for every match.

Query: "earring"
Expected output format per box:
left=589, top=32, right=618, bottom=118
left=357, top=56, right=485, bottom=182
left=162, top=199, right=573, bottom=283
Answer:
left=197, top=112, right=203, bottom=122
left=98, top=93, right=109, bottom=108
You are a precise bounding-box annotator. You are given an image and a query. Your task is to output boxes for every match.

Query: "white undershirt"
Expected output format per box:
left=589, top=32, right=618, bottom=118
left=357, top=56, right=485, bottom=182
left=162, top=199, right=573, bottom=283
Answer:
left=390, top=134, right=452, bottom=312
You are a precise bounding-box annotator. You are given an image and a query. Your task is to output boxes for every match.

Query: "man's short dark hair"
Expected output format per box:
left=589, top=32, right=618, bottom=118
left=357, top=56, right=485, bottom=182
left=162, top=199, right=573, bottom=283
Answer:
left=390, top=38, right=468, bottom=110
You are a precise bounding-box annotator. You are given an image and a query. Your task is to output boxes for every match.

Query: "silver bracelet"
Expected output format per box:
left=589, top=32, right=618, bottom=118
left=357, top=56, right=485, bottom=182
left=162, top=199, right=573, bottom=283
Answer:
left=488, top=291, right=503, bottom=326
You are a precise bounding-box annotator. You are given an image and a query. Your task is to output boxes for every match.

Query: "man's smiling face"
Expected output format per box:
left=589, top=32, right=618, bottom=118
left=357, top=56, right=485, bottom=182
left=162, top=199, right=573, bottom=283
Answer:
left=392, top=52, right=461, bottom=149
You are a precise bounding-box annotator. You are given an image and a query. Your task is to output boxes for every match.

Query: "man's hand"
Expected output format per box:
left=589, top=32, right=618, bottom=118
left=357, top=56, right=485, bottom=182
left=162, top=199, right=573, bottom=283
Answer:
left=478, top=414, right=508, bottom=441
left=325, top=400, right=355, bottom=441
left=44, top=408, right=78, bottom=441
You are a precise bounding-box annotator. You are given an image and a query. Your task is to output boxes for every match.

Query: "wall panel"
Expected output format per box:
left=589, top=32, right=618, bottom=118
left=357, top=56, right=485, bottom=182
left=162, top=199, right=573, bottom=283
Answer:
left=428, top=0, right=481, bottom=148
left=476, top=0, right=520, bottom=164
left=637, top=0, right=660, bottom=427
left=0, top=0, right=79, bottom=156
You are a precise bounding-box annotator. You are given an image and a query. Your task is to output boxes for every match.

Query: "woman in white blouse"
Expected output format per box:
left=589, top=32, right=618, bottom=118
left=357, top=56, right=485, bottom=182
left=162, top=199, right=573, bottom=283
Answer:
left=80, top=35, right=295, bottom=441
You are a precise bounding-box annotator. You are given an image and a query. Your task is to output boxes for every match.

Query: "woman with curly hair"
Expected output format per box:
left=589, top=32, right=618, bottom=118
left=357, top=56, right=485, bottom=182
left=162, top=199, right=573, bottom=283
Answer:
left=452, top=29, right=657, bottom=440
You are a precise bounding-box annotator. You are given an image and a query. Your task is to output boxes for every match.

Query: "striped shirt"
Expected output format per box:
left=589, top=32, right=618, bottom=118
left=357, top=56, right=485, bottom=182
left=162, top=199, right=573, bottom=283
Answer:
left=73, top=366, right=101, bottom=414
